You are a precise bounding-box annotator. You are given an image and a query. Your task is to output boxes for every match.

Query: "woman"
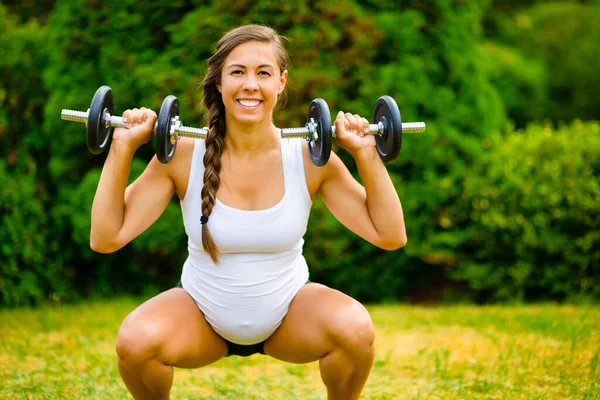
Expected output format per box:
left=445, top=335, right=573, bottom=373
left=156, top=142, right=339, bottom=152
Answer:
left=90, top=24, right=406, bottom=400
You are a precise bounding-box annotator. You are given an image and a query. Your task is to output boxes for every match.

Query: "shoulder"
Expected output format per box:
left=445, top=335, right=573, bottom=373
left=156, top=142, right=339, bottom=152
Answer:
left=170, top=136, right=196, bottom=167
left=165, top=137, right=196, bottom=200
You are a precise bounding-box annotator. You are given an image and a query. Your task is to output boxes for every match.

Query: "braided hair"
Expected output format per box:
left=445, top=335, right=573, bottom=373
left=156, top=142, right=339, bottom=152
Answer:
left=200, top=25, right=290, bottom=264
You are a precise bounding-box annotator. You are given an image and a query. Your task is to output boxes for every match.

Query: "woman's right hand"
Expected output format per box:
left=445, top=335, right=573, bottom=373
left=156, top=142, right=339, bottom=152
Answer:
left=113, top=107, right=158, bottom=152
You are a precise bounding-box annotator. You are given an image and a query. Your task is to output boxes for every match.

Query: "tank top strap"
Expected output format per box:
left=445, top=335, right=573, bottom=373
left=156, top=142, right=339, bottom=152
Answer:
left=185, top=139, right=206, bottom=203
left=280, top=138, right=312, bottom=206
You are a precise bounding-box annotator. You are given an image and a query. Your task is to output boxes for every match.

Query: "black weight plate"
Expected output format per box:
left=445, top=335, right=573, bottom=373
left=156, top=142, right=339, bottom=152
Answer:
left=156, top=95, right=179, bottom=164
left=87, top=86, right=114, bottom=154
left=373, top=96, right=402, bottom=163
left=307, top=98, right=332, bottom=166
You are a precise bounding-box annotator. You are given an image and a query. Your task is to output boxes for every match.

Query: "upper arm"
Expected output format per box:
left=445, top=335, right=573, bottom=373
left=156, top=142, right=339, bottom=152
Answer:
left=111, top=156, right=176, bottom=251
left=303, top=146, right=381, bottom=247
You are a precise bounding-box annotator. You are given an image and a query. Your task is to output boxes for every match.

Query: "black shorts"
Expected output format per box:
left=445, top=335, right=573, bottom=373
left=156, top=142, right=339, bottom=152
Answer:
left=175, top=281, right=265, bottom=357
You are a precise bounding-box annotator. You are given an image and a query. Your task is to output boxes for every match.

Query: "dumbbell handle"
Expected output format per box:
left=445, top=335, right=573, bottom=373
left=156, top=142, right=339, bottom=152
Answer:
left=334, top=122, right=426, bottom=135
left=280, top=121, right=426, bottom=140
left=61, top=109, right=208, bottom=140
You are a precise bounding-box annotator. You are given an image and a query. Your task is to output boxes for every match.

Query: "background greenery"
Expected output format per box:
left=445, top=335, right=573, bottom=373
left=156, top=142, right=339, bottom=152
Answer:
left=1, top=0, right=599, bottom=307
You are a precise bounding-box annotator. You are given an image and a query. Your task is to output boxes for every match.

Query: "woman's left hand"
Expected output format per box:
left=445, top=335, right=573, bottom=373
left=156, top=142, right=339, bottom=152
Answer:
left=333, top=111, right=377, bottom=157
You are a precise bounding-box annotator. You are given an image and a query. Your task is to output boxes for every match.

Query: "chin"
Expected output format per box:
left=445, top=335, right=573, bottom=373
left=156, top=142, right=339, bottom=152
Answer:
left=234, top=114, right=267, bottom=126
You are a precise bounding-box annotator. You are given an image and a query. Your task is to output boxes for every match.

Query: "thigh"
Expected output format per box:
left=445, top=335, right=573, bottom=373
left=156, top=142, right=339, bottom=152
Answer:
left=117, top=287, right=228, bottom=368
left=263, top=283, right=374, bottom=364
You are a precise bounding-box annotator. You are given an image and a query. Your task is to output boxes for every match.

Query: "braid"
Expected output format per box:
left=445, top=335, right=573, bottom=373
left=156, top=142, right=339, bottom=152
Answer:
left=200, top=82, right=225, bottom=264
left=198, top=24, right=291, bottom=264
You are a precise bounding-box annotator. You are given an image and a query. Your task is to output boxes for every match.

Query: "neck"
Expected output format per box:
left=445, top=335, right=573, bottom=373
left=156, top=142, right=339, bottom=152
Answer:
left=224, top=114, right=280, bottom=154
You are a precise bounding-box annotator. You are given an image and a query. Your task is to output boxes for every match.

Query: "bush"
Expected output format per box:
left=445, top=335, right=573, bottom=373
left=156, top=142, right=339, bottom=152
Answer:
left=0, top=155, right=70, bottom=306
left=3, top=0, right=511, bottom=305
left=0, top=5, right=48, bottom=157
left=454, top=121, right=600, bottom=302
left=479, top=41, right=547, bottom=128
left=492, top=2, right=600, bottom=123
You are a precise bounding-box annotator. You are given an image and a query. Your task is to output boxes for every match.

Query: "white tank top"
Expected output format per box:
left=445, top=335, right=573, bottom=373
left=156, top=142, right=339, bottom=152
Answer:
left=180, top=137, right=312, bottom=345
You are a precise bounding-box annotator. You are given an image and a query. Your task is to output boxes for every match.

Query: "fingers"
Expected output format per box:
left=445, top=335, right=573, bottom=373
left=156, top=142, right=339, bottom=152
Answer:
left=351, top=114, right=370, bottom=136
left=122, top=107, right=157, bottom=128
left=361, top=117, right=369, bottom=134
left=336, top=111, right=369, bottom=136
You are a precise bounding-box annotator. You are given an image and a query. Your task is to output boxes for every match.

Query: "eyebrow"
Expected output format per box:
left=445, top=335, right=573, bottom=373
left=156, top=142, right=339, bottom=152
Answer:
left=227, top=63, right=276, bottom=70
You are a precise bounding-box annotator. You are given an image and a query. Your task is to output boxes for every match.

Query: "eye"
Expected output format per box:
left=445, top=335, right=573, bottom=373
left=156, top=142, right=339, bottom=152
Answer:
left=258, top=71, right=272, bottom=76
left=231, top=70, right=243, bottom=75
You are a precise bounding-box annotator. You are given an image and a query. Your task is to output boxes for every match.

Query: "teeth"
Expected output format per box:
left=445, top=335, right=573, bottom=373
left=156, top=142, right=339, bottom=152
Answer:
left=239, top=100, right=260, bottom=107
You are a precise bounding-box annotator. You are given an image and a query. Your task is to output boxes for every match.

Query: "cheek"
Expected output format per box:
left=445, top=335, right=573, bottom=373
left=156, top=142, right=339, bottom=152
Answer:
left=220, top=82, right=238, bottom=101
left=266, top=81, right=281, bottom=98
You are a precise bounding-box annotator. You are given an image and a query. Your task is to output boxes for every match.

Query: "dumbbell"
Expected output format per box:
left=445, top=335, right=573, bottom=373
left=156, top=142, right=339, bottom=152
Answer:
left=61, top=86, right=206, bottom=163
left=61, top=86, right=426, bottom=165
left=280, top=97, right=425, bottom=166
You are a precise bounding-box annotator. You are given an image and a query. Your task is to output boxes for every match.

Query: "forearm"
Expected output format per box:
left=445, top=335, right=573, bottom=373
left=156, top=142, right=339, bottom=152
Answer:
left=354, top=149, right=407, bottom=248
left=90, top=143, right=135, bottom=251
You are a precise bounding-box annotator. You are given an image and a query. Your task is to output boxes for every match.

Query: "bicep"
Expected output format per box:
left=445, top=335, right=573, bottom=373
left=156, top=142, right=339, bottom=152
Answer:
left=113, top=156, right=175, bottom=249
left=315, top=152, right=380, bottom=246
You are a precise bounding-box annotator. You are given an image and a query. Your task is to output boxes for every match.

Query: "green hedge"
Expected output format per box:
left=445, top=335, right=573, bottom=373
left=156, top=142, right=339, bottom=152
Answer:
left=479, top=41, right=547, bottom=128
left=454, top=121, right=600, bottom=302
left=1, top=1, right=598, bottom=306
left=0, top=154, right=69, bottom=306
left=489, top=2, right=600, bottom=123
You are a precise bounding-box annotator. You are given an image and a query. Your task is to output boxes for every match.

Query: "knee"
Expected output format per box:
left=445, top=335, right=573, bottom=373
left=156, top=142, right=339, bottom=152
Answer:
left=115, top=316, right=163, bottom=363
left=328, top=302, right=376, bottom=355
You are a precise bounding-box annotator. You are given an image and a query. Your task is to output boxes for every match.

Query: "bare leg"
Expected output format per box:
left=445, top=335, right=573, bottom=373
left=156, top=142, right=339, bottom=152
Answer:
left=264, top=283, right=375, bottom=399
left=319, top=305, right=375, bottom=399
left=116, top=288, right=228, bottom=400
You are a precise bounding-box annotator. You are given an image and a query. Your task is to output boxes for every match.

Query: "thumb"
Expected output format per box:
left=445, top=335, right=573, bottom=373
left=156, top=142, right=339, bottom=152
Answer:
left=335, top=110, right=345, bottom=133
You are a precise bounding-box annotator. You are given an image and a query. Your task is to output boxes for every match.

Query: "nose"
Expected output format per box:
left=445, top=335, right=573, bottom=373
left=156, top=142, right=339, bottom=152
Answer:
left=242, top=74, right=259, bottom=92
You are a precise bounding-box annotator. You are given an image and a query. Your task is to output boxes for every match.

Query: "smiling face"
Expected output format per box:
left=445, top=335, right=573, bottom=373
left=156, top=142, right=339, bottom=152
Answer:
left=217, top=41, right=288, bottom=128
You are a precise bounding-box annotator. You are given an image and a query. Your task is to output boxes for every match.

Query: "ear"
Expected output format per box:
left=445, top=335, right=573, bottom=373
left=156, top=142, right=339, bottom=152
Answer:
left=217, top=83, right=222, bottom=93
left=278, top=70, right=288, bottom=94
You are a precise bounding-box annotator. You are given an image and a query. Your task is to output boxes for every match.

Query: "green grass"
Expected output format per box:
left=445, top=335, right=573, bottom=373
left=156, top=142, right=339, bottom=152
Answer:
left=1, top=299, right=599, bottom=399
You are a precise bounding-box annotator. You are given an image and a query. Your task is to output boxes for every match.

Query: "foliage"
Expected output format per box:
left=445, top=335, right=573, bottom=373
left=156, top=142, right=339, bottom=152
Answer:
left=0, top=5, right=64, bottom=306
left=0, top=1, right=598, bottom=305
left=0, top=5, right=48, bottom=158
left=455, top=121, right=600, bottom=302
left=488, top=2, right=600, bottom=123
left=0, top=154, right=70, bottom=306
left=479, top=41, right=547, bottom=128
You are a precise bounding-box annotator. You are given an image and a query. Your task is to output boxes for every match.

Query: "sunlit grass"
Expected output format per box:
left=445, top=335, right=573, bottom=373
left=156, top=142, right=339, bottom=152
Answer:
left=1, top=299, right=598, bottom=399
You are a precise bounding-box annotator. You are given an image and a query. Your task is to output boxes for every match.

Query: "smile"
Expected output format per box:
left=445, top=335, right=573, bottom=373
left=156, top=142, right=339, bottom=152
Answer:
left=237, top=100, right=262, bottom=109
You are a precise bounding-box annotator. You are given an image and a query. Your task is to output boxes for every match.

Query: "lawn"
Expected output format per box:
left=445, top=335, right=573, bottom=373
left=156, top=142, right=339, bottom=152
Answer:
left=1, top=298, right=598, bottom=399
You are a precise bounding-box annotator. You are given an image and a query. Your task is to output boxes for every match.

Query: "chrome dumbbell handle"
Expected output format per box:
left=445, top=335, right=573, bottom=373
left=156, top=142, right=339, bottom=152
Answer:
left=280, top=120, right=426, bottom=140
left=61, top=109, right=208, bottom=142
left=332, top=121, right=426, bottom=136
